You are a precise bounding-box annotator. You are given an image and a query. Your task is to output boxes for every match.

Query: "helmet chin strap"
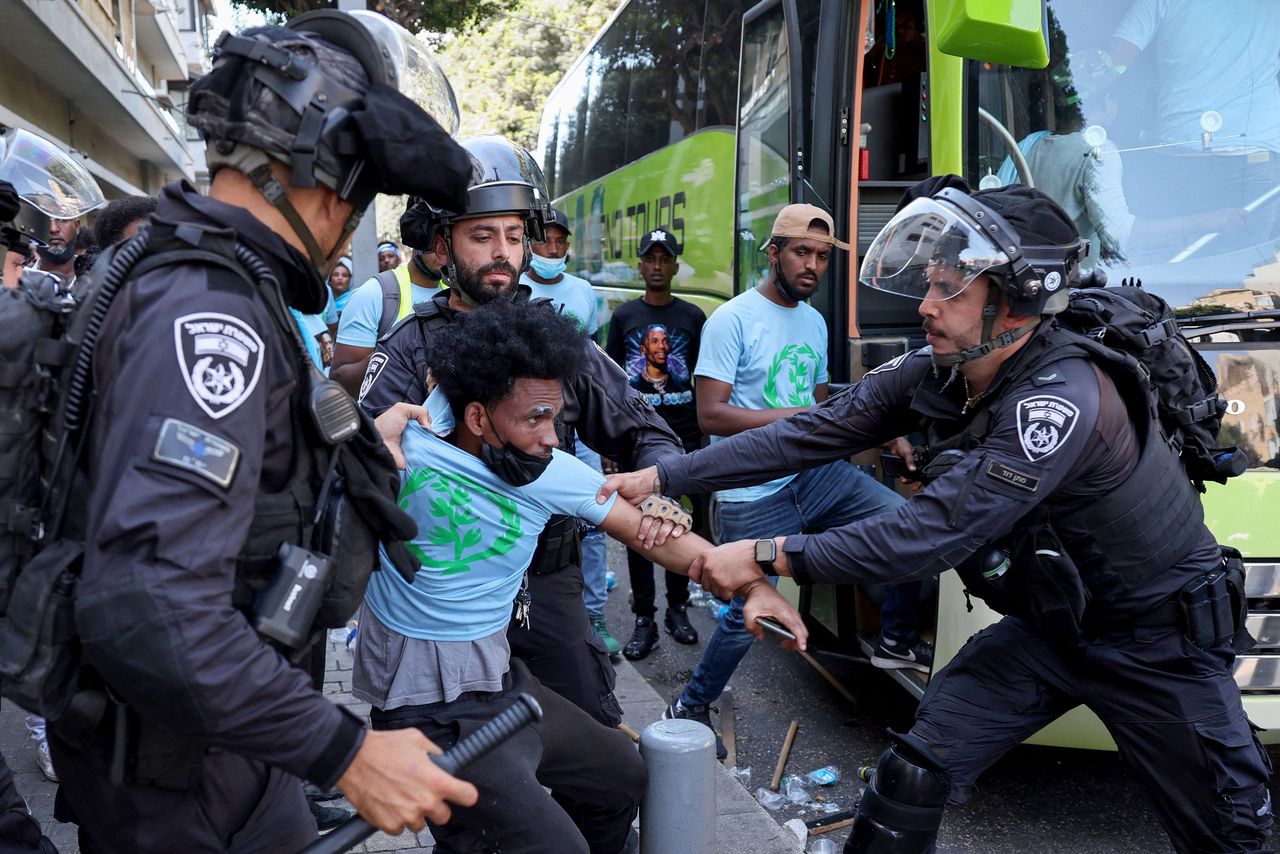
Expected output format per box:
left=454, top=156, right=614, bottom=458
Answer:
left=931, top=281, right=1040, bottom=367
left=247, top=163, right=359, bottom=276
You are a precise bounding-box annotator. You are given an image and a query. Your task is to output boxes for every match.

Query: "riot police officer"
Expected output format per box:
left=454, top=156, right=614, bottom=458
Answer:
left=601, top=177, right=1273, bottom=853
left=45, top=12, right=481, bottom=850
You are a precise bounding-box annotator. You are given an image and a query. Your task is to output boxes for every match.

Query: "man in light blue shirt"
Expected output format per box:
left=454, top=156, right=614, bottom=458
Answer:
left=519, top=208, right=598, bottom=335
left=664, top=205, right=927, bottom=759
left=353, top=300, right=805, bottom=852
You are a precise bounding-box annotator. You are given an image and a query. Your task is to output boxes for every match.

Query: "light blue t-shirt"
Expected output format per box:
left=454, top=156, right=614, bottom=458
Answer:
left=363, top=422, right=618, bottom=642
left=290, top=308, right=331, bottom=374
left=695, top=286, right=828, bottom=503
left=335, top=275, right=441, bottom=348
left=520, top=271, right=599, bottom=335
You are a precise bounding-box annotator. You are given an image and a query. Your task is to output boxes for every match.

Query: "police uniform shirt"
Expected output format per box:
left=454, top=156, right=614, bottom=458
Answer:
left=658, top=340, right=1221, bottom=616
left=358, top=288, right=684, bottom=472
left=74, top=181, right=364, bottom=788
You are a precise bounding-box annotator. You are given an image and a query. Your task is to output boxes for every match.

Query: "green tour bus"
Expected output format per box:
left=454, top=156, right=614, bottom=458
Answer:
left=536, top=0, right=1280, bottom=749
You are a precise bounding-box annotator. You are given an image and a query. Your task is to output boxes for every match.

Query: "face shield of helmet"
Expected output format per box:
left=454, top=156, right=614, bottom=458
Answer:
left=347, top=10, right=459, bottom=136
left=859, top=197, right=1010, bottom=303
left=0, top=129, right=105, bottom=220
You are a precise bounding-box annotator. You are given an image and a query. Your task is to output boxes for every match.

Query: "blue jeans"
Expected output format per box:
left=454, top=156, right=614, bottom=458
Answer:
left=575, top=443, right=609, bottom=620
left=680, top=460, right=917, bottom=708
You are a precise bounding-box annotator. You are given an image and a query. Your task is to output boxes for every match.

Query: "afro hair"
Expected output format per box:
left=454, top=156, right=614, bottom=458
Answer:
left=427, top=300, right=586, bottom=420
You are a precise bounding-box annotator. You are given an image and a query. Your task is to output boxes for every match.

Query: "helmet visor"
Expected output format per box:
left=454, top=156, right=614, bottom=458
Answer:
left=348, top=10, right=459, bottom=136
left=859, top=197, right=1009, bottom=301
left=0, top=129, right=105, bottom=220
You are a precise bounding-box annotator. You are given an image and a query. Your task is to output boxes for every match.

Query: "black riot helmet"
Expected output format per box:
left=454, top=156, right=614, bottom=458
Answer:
left=429, top=135, right=552, bottom=282
left=188, top=10, right=472, bottom=275
left=860, top=176, right=1099, bottom=366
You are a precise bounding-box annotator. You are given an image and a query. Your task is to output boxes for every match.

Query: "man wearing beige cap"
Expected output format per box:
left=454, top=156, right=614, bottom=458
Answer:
left=660, top=205, right=928, bottom=756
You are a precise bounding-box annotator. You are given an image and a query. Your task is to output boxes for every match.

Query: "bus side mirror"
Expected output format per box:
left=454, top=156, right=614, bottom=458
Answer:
left=927, top=0, right=1050, bottom=69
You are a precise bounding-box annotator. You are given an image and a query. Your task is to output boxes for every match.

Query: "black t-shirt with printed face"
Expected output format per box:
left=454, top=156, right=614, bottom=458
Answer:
left=605, top=296, right=707, bottom=451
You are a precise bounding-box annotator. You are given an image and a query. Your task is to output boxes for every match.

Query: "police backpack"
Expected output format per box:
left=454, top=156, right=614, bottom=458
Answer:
left=1055, top=283, right=1245, bottom=490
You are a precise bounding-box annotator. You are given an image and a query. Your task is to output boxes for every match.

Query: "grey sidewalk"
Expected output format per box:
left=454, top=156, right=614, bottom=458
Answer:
left=3, top=631, right=802, bottom=853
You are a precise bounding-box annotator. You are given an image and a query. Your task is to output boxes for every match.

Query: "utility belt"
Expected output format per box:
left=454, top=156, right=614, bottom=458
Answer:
left=528, top=515, right=582, bottom=576
left=1084, top=547, right=1252, bottom=651
left=961, top=511, right=1251, bottom=651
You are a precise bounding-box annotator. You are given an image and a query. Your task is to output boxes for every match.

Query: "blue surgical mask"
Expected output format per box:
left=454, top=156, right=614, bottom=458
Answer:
left=529, top=251, right=567, bottom=280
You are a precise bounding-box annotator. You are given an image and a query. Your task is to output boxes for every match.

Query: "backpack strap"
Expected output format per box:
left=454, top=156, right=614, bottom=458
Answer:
left=375, top=269, right=410, bottom=339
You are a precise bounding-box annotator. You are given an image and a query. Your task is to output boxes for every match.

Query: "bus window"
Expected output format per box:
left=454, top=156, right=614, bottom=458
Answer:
left=582, top=20, right=632, bottom=188
left=626, top=0, right=700, bottom=162
left=734, top=1, right=792, bottom=295
left=969, top=1, right=1280, bottom=302
left=698, top=0, right=744, bottom=129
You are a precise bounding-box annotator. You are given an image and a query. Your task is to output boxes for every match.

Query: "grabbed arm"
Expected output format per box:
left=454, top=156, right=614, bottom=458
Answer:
left=597, top=497, right=807, bottom=648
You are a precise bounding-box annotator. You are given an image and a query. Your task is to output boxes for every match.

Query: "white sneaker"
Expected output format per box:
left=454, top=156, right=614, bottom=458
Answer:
left=35, top=739, right=57, bottom=783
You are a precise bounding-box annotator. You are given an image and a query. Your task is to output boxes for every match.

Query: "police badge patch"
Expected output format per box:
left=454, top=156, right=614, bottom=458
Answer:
left=1015, top=394, right=1079, bottom=461
left=359, top=352, right=388, bottom=403
left=174, top=313, right=264, bottom=419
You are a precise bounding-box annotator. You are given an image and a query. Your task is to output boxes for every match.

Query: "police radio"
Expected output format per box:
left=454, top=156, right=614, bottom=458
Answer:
left=253, top=542, right=334, bottom=649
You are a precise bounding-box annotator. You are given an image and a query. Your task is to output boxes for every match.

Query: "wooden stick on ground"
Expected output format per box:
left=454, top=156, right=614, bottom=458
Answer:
left=719, top=689, right=737, bottom=769
left=798, top=649, right=860, bottom=707
left=618, top=722, right=641, bottom=743
left=809, top=816, right=857, bottom=836
left=770, top=719, right=800, bottom=791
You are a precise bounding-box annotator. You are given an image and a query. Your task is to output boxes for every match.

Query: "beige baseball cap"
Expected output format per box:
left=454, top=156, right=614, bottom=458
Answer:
left=765, top=203, right=850, bottom=250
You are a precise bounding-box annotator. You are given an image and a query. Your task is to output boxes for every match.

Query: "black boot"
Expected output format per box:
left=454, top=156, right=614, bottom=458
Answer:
left=623, top=617, right=659, bottom=660
left=664, top=604, right=698, bottom=644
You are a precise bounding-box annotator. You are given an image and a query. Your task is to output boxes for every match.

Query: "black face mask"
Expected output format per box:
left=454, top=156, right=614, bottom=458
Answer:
left=480, top=414, right=551, bottom=486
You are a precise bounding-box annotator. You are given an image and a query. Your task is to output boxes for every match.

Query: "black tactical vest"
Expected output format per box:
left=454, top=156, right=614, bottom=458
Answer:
left=923, top=325, right=1204, bottom=625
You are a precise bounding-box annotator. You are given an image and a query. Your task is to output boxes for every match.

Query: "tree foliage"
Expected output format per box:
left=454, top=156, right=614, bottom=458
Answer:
left=238, top=0, right=521, bottom=37
left=434, top=0, right=622, bottom=151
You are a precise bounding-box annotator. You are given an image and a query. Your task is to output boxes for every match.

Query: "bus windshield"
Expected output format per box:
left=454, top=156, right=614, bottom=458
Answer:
left=969, top=0, right=1280, bottom=317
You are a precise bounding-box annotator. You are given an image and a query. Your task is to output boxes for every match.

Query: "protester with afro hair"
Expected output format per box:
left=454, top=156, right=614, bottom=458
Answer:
left=351, top=299, right=806, bottom=854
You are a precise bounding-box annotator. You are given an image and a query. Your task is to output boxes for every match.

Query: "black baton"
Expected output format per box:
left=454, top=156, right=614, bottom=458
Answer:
left=302, top=693, right=543, bottom=854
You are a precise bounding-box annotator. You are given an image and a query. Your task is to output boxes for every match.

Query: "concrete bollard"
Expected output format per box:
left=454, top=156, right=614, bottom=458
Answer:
left=639, top=718, right=717, bottom=854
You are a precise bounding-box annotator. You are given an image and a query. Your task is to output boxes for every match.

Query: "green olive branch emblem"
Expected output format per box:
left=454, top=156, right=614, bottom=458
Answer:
left=400, top=467, right=523, bottom=575
left=763, top=343, right=820, bottom=408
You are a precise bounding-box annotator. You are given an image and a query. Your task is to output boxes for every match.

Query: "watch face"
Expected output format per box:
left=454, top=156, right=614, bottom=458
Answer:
left=755, top=539, right=774, bottom=563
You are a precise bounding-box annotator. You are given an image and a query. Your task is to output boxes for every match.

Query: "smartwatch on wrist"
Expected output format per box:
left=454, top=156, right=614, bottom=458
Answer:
left=754, top=538, right=778, bottom=576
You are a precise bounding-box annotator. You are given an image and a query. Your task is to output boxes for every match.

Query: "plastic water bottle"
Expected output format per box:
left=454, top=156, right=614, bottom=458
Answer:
left=687, top=582, right=706, bottom=606
left=605, top=570, right=616, bottom=591
left=706, top=597, right=730, bottom=622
